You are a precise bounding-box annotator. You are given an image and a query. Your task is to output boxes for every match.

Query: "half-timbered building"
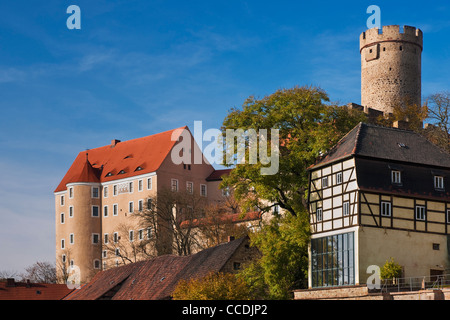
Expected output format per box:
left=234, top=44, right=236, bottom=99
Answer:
left=307, top=122, right=450, bottom=288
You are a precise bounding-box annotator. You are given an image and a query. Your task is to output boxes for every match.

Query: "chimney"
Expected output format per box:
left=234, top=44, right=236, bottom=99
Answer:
left=111, top=139, right=121, bottom=148
left=26, top=279, right=31, bottom=288
left=393, top=120, right=410, bottom=130
left=6, top=278, right=15, bottom=287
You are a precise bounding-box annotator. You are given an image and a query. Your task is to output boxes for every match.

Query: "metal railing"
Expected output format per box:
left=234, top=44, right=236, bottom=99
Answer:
left=379, top=273, right=450, bottom=293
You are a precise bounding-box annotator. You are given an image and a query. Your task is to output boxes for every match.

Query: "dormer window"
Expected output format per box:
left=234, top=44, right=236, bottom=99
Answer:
left=434, top=176, right=444, bottom=190
left=135, top=166, right=143, bottom=171
left=391, top=170, right=401, bottom=184
left=118, top=170, right=126, bottom=174
left=106, top=172, right=113, bottom=177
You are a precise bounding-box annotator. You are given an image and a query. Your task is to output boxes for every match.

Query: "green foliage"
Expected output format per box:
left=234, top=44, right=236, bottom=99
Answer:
left=238, top=212, right=310, bottom=299
left=172, top=272, right=251, bottom=300
left=221, top=86, right=366, bottom=216
left=380, top=257, right=403, bottom=280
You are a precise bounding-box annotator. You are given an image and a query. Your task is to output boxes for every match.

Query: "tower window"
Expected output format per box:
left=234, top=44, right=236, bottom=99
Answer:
left=399, top=46, right=403, bottom=51
left=92, top=206, right=99, bottom=217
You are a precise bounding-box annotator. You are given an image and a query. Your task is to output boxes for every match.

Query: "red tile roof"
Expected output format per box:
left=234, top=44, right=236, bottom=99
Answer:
left=0, top=279, right=75, bottom=300
left=180, top=211, right=262, bottom=228
left=65, top=237, right=249, bottom=300
left=205, top=168, right=232, bottom=181
left=55, top=126, right=187, bottom=192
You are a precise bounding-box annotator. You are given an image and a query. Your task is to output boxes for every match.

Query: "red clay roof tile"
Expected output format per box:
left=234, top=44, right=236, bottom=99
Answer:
left=55, top=126, right=187, bottom=192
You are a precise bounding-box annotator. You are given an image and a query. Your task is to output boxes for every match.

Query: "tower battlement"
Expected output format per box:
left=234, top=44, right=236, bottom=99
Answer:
left=360, top=25, right=423, bottom=52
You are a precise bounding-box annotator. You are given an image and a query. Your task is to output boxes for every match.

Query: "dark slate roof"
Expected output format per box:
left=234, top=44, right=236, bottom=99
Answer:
left=65, top=237, right=248, bottom=300
left=311, top=122, right=450, bottom=170
left=356, top=158, right=450, bottom=201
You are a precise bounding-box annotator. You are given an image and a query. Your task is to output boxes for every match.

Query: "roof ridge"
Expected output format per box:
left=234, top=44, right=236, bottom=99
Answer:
left=352, top=122, right=365, bottom=154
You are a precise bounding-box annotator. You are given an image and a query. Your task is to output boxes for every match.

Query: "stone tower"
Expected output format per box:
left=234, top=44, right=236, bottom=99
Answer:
left=360, top=25, right=423, bottom=114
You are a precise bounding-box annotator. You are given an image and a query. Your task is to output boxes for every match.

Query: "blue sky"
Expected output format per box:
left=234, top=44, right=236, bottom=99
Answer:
left=1, top=0, right=450, bottom=273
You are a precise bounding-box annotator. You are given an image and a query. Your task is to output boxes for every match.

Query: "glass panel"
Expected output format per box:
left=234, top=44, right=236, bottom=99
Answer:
left=311, top=232, right=355, bottom=288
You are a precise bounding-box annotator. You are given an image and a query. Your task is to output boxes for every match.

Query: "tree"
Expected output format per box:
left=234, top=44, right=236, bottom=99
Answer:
left=20, top=261, right=56, bottom=284
left=380, top=257, right=403, bottom=281
left=423, top=92, right=450, bottom=152
left=135, top=188, right=208, bottom=256
left=102, top=222, right=156, bottom=268
left=172, top=272, right=252, bottom=300
left=220, top=86, right=366, bottom=217
left=373, top=96, right=428, bottom=132
left=238, top=212, right=310, bottom=299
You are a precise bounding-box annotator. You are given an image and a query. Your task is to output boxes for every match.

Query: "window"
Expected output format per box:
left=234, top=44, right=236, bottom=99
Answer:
left=113, top=232, right=119, bottom=243
left=103, top=205, right=108, bottom=217
left=103, top=250, right=107, bottom=258
left=172, top=179, right=178, bottom=192
left=92, top=233, right=100, bottom=244
left=115, top=248, right=120, bottom=256
left=60, top=195, right=65, bottom=206
left=433, top=243, right=440, bottom=251
left=60, top=213, right=65, bottom=224
left=316, top=208, right=323, bottom=222
left=138, top=229, right=144, bottom=240
left=311, top=232, right=355, bottom=288
left=200, top=184, right=207, bottom=197
left=129, top=230, right=134, bottom=242
left=415, top=205, right=426, bottom=221
left=336, top=172, right=343, bottom=185
left=69, top=187, right=73, bottom=199
left=447, top=209, right=450, bottom=224
left=322, top=177, right=328, bottom=188
left=138, top=179, right=143, bottom=192
left=147, top=177, right=152, bottom=190
left=343, top=201, right=350, bottom=216
left=186, top=181, right=193, bottom=194
left=61, top=239, right=65, bottom=249
left=381, top=201, right=392, bottom=217
left=222, top=186, right=230, bottom=197
left=147, top=198, right=153, bottom=210
left=113, top=185, right=118, bottom=196
left=273, top=205, right=279, bottom=215
left=104, top=233, right=109, bottom=244
left=104, top=186, right=108, bottom=198
left=129, top=201, right=134, bottom=213
left=92, top=206, right=99, bottom=217
left=138, top=199, right=143, bottom=212
left=62, top=254, right=66, bottom=263
left=147, top=227, right=153, bottom=239
left=92, top=187, right=99, bottom=198
left=113, top=204, right=118, bottom=216
left=70, top=233, right=74, bottom=244
left=233, top=262, right=241, bottom=270
left=391, top=170, right=401, bottom=184
left=69, top=206, right=74, bottom=218
left=129, top=182, right=134, bottom=193
left=434, top=176, right=444, bottom=190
